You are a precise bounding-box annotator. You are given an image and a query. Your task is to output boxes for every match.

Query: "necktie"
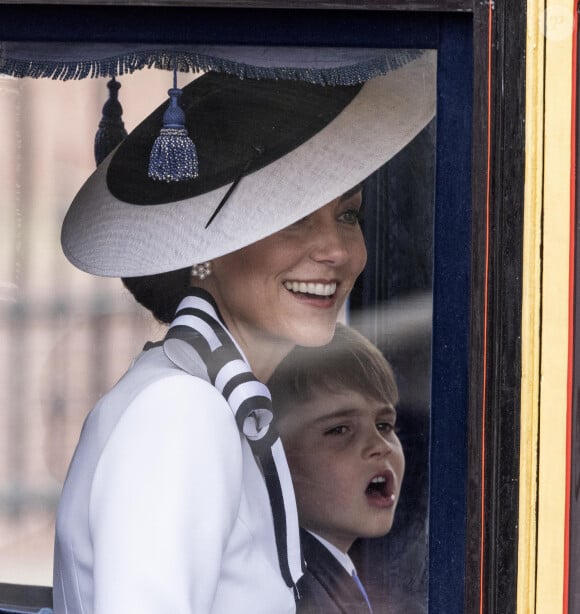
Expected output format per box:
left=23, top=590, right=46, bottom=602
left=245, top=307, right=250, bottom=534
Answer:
left=352, top=571, right=373, bottom=613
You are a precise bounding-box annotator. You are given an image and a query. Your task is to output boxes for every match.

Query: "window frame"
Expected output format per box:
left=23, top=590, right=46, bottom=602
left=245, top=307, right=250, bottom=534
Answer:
left=0, top=2, right=526, bottom=613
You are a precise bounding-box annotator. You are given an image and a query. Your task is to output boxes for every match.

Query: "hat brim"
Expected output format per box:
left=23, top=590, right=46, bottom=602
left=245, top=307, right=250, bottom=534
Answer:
left=61, top=51, right=436, bottom=277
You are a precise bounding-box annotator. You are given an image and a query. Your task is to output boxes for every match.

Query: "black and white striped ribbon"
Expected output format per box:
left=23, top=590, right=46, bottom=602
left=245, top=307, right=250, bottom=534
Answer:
left=163, top=288, right=304, bottom=593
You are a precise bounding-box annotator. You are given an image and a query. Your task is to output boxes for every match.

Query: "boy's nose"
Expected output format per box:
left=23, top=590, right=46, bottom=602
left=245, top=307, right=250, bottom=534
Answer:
left=363, top=430, right=393, bottom=458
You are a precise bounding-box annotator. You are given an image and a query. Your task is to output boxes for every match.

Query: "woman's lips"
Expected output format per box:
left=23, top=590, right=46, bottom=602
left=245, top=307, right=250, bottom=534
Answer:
left=282, top=280, right=339, bottom=309
left=283, top=280, right=337, bottom=297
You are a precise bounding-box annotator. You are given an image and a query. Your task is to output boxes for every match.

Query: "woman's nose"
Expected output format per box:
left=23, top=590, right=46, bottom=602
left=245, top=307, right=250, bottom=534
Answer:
left=308, top=218, right=350, bottom=265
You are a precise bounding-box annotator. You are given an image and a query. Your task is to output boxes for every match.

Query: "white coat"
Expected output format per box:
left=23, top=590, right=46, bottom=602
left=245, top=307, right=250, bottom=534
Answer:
left=53, top=345, right=296, bottom=614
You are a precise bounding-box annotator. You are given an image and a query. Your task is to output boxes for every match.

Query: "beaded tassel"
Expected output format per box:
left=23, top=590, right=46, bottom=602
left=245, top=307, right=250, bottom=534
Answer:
left=148, top=70, right=198, bottom=182
left=94, top=77, right=128, bottom=166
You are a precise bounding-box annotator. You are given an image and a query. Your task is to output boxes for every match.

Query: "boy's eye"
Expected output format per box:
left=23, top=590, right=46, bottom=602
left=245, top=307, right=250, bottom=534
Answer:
left=325, top=425, right=349, bottom=436
left=376, top=422, right=395, bottom=433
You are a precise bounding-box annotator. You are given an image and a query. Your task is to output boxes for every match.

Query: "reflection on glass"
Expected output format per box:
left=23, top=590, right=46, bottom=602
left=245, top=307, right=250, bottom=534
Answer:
left=0, top=52, right=434, bottom=614
left=350, top=120, right=435, bottom=614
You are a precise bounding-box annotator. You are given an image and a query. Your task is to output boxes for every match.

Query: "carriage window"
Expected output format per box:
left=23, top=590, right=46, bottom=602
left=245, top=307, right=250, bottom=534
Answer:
left=0, top=49, right=437, bottom=600
left=0, top=24, right=478, bottom=612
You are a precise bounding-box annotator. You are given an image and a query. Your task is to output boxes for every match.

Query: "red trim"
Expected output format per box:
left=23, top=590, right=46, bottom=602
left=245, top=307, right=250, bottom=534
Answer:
left=564, top=3, right=578, bottom=611
left=480, top=3, right=493, bottom=612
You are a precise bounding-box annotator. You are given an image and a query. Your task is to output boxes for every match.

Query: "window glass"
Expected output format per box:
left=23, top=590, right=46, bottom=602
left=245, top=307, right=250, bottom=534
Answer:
left=0, top=48, right=435, bottom=614
left=0, top=68, right=167, bottom=585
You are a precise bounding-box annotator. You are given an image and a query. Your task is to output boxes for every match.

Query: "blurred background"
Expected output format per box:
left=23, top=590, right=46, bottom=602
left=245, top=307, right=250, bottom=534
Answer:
left=0, top=68, right=173, bottom=584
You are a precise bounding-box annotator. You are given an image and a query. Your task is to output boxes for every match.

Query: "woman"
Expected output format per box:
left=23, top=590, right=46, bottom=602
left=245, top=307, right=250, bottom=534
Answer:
left=53, top=51, right=435, bottom=614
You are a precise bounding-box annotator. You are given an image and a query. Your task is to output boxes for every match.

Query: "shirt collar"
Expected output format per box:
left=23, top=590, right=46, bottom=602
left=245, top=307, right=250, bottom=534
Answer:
left=306, top=530, right=356, bottom=575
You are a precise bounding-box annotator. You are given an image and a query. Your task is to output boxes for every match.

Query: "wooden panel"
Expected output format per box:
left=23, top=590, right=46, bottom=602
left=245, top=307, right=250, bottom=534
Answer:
left=466, top=0, right=526, bottom=613
left=536, top=0, right=576, bottom=611
left=571, top=5, right=580, bottom=607
left=517, top=0, right=544, bottom=612
left=464, top=1, right=489, bottom=609
left=570, top=17, right=580, bottom=602
left=0, top=0, right=474, bottom=10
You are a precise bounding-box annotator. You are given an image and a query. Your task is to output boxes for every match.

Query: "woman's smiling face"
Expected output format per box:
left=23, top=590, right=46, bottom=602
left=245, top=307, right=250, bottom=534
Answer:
left=201, top=188, right=367, bottom=357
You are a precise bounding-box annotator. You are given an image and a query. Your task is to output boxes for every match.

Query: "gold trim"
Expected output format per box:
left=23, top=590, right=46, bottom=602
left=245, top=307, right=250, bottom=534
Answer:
left=518, top=2, right=545, bottom=611
left=520, top=0, right=574, bottom=611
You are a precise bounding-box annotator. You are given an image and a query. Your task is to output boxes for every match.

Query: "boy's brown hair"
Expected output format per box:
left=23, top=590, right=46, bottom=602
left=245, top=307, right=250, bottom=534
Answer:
left=268, top=323, right=398, bottom=414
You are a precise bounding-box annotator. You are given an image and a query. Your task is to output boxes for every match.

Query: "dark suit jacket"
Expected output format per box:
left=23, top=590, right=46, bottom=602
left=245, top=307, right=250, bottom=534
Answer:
left=296, top=530, right=372, bottom=613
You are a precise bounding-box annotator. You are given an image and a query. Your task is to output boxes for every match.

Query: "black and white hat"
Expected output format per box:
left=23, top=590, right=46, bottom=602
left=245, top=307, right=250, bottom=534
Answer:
left=61, top=50, right=436, bottom=277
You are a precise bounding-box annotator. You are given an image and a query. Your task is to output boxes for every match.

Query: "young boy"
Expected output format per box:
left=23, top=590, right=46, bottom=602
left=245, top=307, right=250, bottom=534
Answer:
left=269, top=324, right=405, bottom=614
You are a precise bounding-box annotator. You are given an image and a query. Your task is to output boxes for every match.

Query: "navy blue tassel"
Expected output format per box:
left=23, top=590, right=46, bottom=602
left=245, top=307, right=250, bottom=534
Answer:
left=94, top=77, right=128, bottom=166
left=148, top=70, right=198, bottom=182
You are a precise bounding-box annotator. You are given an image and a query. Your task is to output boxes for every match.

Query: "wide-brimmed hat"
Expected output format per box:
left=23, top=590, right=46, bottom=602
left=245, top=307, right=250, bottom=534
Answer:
left=61, top=50, right=436, bottom=277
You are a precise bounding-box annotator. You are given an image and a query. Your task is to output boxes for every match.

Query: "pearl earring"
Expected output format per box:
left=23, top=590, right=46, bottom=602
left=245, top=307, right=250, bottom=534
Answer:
left=191, top=261, right=212, bottom=280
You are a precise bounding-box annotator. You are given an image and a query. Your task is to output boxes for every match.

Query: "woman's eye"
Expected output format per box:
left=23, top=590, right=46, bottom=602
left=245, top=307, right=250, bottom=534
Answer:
left=325, top=425, right=348, bottom=436
left=339, top=208, right=362, bottom=225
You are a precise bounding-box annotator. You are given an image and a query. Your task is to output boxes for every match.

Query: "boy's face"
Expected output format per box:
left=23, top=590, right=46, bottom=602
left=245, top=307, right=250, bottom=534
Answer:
left=278, top=388, right=405, bottom=553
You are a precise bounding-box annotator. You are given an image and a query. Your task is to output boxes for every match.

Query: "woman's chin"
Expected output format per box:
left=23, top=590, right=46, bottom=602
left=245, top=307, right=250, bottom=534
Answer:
left=289, top=322, right=337, bottom=348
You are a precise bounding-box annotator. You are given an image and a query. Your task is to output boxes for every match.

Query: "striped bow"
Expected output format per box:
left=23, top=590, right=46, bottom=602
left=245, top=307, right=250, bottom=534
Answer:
left=163, top=288, right=304, bottom=593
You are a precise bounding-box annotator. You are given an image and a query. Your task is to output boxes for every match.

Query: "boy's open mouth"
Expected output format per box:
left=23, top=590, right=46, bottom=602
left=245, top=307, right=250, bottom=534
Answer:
left=365, top=472, right=396, bottom=504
